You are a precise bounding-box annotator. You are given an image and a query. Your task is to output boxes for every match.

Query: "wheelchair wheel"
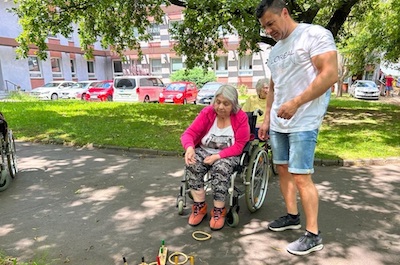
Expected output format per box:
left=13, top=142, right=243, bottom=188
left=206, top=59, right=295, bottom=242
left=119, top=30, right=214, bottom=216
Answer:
left=177, top=198, right=185, bottom=215
left=0, top=170, right=11, bottom=192
left=6, top=130, right=18, bottom=178
left=245, top=146, right=269, bottom=213
left=226, top=206, right=240, bottom=227
left=269, top=149, right=277, bottom=176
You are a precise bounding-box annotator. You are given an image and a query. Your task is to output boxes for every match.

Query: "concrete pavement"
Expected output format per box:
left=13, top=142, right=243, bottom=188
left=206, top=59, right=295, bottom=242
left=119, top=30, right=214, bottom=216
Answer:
left=0, top=142, right=399, bottom=265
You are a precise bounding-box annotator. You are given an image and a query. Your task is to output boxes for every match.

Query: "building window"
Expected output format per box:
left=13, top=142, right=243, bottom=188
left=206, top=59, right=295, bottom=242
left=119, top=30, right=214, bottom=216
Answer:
left=87, top=61, right=96, bottom=78
left=171, top=58, right=184, bottom=72
left=51, top=58, right=63, bottom=78
left=148, top=23, right=160, bottom=41
left=239, top=55, right=253, bottom=76
left=28, top=56, right=42, bottom=78
left=113, top=60, right=123, bottom=77
left=70, top=59, right=76, bottom=78
left=150, top=59, right=162, bottom=75
left=215, top=56, right=228, bottom=76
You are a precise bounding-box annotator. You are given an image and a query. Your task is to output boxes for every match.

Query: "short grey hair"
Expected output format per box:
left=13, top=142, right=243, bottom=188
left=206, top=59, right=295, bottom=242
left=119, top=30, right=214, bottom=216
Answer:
left=255, top=78, right=270, bottom=96
left=211, top=84, right=241, bottom=113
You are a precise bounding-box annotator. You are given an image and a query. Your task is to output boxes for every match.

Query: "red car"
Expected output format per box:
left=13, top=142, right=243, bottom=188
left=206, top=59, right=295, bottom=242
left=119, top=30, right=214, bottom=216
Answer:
left=159, top=81, right=198, bottom=104
left=85, top=80, right=114, bottom=101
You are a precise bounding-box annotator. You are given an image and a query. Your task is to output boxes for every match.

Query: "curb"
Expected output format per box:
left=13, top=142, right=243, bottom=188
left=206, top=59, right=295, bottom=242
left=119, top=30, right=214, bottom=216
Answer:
left=20, top=140, right=400, bottom=167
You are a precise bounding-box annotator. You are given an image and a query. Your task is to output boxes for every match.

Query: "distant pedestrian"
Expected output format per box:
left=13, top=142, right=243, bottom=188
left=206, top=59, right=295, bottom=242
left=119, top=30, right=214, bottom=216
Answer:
left=385, top=74, right=394, bottom=97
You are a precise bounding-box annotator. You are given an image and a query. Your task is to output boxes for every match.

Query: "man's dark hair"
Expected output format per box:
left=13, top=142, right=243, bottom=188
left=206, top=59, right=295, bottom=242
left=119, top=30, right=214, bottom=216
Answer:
left=256, top=0, right=288, bottom=19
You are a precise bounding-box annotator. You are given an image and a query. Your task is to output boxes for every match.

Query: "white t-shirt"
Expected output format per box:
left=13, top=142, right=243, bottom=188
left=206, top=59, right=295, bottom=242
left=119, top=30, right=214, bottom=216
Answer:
left=200, top=119, right=235, bottom=154
left=267, top=23, right=336, bottom=133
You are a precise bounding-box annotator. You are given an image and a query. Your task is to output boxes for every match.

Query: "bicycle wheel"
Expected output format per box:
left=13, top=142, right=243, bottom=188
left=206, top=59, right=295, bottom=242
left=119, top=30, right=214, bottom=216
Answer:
left=245, top=146, right=269, bottom=213
left=6, top=130, right=18, bottom=178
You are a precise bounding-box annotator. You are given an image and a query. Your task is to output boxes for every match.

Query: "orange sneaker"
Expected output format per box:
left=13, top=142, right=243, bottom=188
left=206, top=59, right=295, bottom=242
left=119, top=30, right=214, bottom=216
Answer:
left=209, top=207, right=227, bottom=230
left=188, top=202, right=207, bottom=226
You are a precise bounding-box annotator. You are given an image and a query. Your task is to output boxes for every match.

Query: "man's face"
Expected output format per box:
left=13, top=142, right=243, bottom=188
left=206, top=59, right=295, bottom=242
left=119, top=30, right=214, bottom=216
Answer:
left=258, top=8, right=289, bottom=41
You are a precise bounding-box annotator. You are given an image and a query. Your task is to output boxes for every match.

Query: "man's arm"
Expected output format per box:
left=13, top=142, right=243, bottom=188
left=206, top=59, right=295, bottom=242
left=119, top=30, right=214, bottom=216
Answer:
left=258, top=79, right=274, bottom=140
left=277, top=50, right=338, bottom=120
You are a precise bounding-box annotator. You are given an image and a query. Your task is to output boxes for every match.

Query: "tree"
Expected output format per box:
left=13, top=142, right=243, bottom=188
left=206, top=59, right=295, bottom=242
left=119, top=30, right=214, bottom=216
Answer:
left=12, top=0, right=397, bottom=71
left=338, top=0, right=400, bottom=77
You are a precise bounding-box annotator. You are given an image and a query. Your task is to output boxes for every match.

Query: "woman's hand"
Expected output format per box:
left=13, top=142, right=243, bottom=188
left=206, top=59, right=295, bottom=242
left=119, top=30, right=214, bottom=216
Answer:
left=203, top=154, right=220, bottom=165
left=185, top=146, right=196, bottom=165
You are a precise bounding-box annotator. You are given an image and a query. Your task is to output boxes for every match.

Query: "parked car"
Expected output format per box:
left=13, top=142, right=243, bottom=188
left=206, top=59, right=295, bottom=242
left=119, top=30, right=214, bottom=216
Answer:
left=113, top=76, right=165, bottom=103
left=60, top=80, right=99, bottom=100
left=159, top=81, right=198, bottom=104
left=30, top=81, right=76, bottom=100
left=85, top=80, right=114, bottom=101
left=196, top=82, right=224, bottom=105
left=349, top=80, right=380, bottom=100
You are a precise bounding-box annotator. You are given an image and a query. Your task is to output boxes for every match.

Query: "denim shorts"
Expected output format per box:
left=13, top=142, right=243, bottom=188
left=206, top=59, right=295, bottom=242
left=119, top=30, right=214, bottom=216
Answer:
left=269, top=129, right=318, bottom=174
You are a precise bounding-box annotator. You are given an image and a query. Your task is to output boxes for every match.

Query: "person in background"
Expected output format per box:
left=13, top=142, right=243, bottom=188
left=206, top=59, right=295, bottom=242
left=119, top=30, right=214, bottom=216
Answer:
left=242, top=78, right=270, bottom=138
left=181, top=85, right=250, bottom=230
left=385, top=74, right=394, bottom=97
left=256, top=0, right=338, bottom=256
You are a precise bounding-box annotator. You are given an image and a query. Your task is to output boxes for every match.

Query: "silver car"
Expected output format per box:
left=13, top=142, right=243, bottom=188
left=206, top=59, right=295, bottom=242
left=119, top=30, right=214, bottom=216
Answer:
left=196, top=82, right=224, bottom=105
left=349, top=80, right=380, bottom=100
left=59, top=81, right=99, bottom=100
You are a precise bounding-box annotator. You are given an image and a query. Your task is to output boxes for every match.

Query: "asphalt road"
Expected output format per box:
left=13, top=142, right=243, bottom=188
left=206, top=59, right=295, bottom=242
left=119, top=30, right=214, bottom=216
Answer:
left=0, top=142, right=399, bottom=265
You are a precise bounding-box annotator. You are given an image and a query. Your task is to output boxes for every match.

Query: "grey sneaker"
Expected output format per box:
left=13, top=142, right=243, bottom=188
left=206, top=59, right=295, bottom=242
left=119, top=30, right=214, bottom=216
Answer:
left=287, top=231, right=324, bottom=255
left=268, top=214, right=301, bottom=232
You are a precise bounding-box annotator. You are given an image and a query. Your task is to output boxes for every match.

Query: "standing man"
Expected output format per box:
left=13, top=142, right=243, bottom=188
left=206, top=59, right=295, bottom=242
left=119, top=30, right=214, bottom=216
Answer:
left=256, top=0, right=338, bottom=256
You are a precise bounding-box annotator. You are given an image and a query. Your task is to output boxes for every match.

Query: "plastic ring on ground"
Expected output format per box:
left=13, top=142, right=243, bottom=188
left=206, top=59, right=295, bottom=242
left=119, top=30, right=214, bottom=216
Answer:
left=148, top=262, right=158, bottom=265
left=192, top=231, right=212, bottom=241
left=168, top=252, right=188, bottom=265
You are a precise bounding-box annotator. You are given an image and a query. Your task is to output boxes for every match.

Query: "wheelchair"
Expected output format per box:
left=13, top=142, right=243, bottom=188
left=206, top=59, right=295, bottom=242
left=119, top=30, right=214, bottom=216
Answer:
left=0, top=112, right=18, bottom=192
left=176, top=109, right=272, bottom=227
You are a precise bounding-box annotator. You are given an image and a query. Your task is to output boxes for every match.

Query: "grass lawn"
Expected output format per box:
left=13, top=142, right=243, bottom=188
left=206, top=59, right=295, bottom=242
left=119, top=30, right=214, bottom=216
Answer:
left=1, top=93, right=399, bottom=161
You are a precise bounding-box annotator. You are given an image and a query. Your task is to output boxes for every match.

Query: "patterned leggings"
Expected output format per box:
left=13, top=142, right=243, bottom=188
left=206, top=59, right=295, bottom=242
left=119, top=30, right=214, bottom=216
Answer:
left=186, top=147, right=240, bottom=202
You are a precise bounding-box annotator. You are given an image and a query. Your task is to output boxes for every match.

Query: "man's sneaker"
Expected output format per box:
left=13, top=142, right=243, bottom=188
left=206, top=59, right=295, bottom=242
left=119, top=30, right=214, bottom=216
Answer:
left=268, top=214, right=301, bottom=232
left=188, top=203, right=207, bottom=226
left=209, top=207, right=226, bottom=230
left=286, top=231, right=324, bottom=255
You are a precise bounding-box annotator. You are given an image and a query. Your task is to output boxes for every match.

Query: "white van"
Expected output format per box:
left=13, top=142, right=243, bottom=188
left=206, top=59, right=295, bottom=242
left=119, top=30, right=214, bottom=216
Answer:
left=113, top=76, right=165, bottom=103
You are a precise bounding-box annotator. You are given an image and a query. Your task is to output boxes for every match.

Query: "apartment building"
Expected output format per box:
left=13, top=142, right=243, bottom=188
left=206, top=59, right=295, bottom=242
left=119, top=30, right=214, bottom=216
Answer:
left=0, top=3, right=271, bottom=92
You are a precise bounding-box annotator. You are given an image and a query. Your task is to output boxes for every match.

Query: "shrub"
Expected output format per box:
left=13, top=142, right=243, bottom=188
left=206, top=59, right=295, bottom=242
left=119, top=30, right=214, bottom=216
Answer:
left=170, top=67, right=216, bottom=88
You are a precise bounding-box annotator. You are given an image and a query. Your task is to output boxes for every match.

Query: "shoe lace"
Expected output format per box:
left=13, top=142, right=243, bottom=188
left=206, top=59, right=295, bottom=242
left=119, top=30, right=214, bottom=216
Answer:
left=193, top=205, right=199, bottom=215
left=213, top=208, right=223, bottom=220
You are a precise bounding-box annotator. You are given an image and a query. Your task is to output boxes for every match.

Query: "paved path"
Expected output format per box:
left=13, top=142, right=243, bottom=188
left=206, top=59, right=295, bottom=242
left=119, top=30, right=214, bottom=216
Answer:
left=0, top=142, right=399, bottom=265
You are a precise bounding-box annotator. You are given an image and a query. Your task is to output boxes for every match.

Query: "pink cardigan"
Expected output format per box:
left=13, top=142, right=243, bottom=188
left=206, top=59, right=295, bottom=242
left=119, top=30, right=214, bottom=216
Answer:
left=181, top=106, right=250, bottom=158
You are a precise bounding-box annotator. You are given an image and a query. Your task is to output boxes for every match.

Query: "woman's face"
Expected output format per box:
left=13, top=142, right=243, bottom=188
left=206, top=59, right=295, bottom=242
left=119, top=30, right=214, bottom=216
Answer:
left=259, top=83, right=269, bottom=99
left=213, top=94, right=233, bottom=118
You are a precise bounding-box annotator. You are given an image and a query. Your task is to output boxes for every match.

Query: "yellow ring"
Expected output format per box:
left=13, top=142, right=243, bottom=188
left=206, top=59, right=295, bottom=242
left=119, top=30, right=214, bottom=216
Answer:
left=168, top=252, right=188, bottom=265
left=192, top=231, right=212, bottom=241
left=148, top=262, right=158, bottom=265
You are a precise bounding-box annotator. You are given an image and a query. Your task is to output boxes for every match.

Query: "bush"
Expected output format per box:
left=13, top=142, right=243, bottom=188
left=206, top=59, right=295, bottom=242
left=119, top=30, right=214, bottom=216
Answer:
left=170, top=67, right=216, bottom=88
left=237, top=84, right=248, bottom=96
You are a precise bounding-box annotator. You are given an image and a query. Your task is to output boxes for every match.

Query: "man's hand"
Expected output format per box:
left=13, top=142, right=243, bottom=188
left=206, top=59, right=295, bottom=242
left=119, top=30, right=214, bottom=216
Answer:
left=277, top=99, right=300, bottom=120
left=258, top=121, right=270, bottom=140
left=184, top=146, right=196, bottom=165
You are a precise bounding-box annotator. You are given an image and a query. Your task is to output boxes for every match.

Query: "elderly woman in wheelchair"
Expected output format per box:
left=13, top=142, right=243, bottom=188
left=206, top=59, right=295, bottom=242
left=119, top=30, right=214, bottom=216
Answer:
left=177, top=85, right=268, bottom=230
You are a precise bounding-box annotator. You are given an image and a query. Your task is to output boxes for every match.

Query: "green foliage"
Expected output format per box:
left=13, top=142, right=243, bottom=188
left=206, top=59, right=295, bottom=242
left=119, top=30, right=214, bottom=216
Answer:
left=237, top=84, right=249, bottom=96
left=0, top=98, right=399, bottom=160
left=12, top=0, right=167, bottom=60
left=338, top=0, right=400, bottom=76
left=11, top=0, right=388, bottom=67
left=169, top=67, right=216, bottom=88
